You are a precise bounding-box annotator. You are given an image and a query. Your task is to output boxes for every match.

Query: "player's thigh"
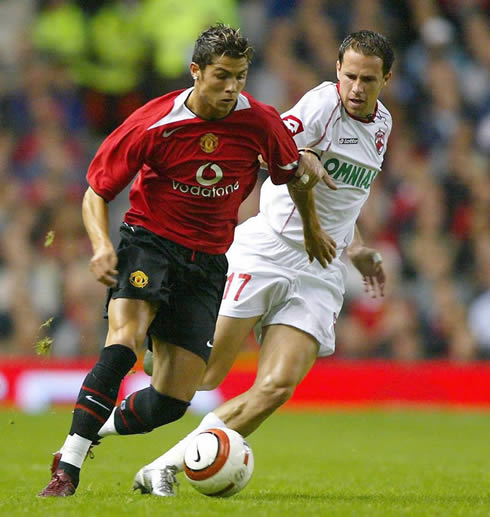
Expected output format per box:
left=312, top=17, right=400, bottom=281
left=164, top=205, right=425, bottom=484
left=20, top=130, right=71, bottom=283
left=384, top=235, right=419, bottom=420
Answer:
left=254, top=324, right=319, bottom=389
left=151, top=337, right=207, bottom=401
left=201, top=314, right=261, bottom=390
left=105, top=297, right=158, bottom=350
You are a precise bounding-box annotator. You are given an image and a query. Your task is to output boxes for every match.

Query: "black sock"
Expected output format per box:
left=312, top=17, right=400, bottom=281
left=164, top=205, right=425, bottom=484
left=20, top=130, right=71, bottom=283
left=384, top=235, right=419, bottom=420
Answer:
left=69, top=345, right=137, bottom=441
left=57, top=461, right=81, bottom=488
left=114, top=386, right=189, bottom=435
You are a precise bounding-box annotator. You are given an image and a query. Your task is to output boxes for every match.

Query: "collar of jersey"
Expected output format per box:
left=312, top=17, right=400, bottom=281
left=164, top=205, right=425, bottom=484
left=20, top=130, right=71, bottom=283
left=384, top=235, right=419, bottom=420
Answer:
left=147, top=88, right=251, bottom=130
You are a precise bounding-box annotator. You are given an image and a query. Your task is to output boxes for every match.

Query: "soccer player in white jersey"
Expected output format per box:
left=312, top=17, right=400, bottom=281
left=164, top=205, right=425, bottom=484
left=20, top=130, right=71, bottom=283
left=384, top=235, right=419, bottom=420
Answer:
left=127, top=30, right=395, bottom=496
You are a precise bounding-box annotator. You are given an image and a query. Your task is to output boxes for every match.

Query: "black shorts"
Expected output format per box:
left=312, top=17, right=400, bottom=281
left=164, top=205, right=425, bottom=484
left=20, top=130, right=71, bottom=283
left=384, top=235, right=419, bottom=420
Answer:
left=105, top=223, right=228, bottom=362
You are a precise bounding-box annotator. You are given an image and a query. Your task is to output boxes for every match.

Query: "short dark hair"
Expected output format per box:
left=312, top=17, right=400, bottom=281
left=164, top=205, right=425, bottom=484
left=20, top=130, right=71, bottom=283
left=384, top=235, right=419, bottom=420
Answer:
left=192, top=23, right=254, bottom=69
left=339, top=30, right=394, bottom=76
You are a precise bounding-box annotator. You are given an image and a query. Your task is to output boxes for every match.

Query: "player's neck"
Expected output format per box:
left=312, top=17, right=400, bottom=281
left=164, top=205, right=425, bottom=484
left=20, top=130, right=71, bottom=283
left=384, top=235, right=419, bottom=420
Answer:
left=345, top=102, right=378, bottom=123
left=348, top=111, right=375, bottom=123
left=185, top=90, right=234, bottom=121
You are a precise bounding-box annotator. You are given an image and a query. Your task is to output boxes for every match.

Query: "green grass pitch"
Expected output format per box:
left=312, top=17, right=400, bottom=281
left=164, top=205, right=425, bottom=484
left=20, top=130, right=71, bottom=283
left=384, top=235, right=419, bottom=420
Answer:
left=0, top=408, right=489, bottom=516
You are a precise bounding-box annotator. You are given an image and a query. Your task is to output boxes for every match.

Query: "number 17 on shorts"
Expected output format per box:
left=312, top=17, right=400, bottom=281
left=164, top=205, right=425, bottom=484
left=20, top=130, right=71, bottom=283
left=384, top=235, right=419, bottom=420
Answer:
left=223, top=272, right=252, bottom=301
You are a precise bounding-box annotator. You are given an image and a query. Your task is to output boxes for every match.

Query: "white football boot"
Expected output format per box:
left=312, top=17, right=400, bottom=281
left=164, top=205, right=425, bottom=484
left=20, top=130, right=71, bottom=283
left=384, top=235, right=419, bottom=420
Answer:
left=133, top=465, right=179, bottom=497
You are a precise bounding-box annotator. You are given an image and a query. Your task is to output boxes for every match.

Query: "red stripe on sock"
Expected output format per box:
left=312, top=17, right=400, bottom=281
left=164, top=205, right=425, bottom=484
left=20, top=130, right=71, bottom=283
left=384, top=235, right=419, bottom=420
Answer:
left=117, top=407, right=133, bottom=433
left=74, top=404, right=106, bottom=424
left=129, top=394, right=148, bottom=429
left=81, top=385, right=116, bottom=405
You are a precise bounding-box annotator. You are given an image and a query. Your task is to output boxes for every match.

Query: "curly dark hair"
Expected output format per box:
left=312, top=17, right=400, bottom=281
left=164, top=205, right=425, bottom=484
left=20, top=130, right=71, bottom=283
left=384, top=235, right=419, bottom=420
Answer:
left=192, top=23, right=254, bottom=69
left=339, top=30, right=395, bottom=76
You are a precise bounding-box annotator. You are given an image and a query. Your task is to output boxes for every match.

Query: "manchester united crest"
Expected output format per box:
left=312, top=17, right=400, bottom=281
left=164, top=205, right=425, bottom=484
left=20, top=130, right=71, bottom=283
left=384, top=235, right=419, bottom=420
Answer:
left=129, top=270, right=148, bottom=288
left=200, top=133, right=219, bottom=153
left=375, top=129, right=385, bottom=155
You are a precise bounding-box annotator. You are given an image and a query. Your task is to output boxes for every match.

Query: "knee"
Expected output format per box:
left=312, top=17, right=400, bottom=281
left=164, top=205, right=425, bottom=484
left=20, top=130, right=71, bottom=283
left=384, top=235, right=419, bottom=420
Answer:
left=253, top=374, right=296, bottom=410
left=107, top=307, right=152, bottom=350
left=106, top=328, right=146, bottom=351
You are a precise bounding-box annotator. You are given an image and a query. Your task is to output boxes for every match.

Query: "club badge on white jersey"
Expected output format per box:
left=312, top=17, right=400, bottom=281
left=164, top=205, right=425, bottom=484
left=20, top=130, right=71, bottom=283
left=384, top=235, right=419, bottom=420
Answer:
left=260, top=81, right=392, bottom=253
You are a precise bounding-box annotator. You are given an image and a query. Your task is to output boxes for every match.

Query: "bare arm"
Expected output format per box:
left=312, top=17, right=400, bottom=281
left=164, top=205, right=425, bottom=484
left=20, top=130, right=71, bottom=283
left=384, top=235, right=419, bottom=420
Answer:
left=290, top=149, right=338, bottom=191
left=82, top=186, right=118, bottom=287
left=259, top=149, right=336, bottom=266
left=347, top=224, right=365, bottom=252
left=287, top=184, right=336, bottom=268
left=347, top=225, right=385, bottom=297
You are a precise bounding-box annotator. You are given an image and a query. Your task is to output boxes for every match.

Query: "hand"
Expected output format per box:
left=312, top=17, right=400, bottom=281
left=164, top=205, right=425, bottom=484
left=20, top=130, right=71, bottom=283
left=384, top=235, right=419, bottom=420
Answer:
left=349, top=247, right=385, bottom=297
left=304, top=225, right=337, bottom=268
left=291, top=151, right=337, bottom=191
left=90, top=244, right=119, bottom=287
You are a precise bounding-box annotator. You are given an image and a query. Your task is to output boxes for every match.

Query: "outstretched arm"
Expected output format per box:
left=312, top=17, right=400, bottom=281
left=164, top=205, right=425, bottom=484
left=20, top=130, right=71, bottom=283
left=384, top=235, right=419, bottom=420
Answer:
left=347, top=225, right=385, bottom=297
left=287, top=184, right=336, bottom=268
left=290, top=149, right=338, bottom=191
left=82, top=186, right=118, bottom=287
left=259, top=149, right=336, bottom=266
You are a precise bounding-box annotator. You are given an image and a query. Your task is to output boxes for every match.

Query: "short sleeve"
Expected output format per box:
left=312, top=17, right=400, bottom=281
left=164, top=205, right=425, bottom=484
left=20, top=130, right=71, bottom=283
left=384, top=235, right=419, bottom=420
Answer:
left=87, top=114, right=150, bottom=201
left=261, top=106, right=300, bottom=185
left=281, top=82, right=340, bottom=150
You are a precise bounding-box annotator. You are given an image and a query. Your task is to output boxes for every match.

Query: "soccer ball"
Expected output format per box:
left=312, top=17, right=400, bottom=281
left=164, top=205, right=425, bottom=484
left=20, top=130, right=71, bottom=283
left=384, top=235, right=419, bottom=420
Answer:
left=183, top=427, right=254, bottom=497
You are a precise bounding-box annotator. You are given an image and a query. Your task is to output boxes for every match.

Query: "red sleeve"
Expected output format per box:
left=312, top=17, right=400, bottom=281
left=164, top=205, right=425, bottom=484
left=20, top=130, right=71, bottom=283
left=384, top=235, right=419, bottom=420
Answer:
left=86, top=113, right=150, bottom=202
left=262, top=105, right=299, bottom=185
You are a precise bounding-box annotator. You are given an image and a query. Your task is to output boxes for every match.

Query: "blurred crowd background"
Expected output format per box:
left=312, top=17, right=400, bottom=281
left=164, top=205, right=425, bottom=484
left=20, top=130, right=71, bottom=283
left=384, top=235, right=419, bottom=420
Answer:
left=0, top=0, right=488, bottom=361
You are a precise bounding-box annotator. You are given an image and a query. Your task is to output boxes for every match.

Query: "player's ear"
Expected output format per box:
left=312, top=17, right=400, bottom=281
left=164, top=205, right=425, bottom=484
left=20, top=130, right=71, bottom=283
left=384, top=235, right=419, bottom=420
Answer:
left=336, top=60, right=341, bottom=80
left=190, top=62, right=200, bottom=81
left=383, top=70, right=392, bottom=86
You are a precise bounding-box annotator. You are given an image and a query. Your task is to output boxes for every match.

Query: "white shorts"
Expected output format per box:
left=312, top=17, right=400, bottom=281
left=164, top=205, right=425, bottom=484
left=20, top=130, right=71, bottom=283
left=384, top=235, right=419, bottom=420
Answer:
left=219, top=213, right=347, bottom=357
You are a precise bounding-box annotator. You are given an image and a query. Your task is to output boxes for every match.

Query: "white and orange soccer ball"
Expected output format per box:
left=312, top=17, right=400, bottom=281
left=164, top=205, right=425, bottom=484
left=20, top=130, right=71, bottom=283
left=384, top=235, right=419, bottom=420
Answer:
left=183, top=427, right=254, bottom=497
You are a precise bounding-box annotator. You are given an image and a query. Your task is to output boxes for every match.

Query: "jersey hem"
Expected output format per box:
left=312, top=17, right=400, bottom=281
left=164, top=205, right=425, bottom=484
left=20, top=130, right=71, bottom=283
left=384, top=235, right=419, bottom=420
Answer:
left=123, top=217, right=229, bottom=255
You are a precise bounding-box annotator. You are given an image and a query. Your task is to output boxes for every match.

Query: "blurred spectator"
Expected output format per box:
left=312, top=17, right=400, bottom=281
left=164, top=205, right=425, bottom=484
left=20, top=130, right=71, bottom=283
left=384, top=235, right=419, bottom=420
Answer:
left=468, top=237, right=490, bottom=358
left=30, top=0, right=239, bottom=134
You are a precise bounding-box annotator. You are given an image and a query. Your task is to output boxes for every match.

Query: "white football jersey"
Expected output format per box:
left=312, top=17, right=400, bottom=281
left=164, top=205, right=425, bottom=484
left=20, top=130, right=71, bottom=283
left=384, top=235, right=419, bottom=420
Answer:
left=260, top=81, right=392, bottom=252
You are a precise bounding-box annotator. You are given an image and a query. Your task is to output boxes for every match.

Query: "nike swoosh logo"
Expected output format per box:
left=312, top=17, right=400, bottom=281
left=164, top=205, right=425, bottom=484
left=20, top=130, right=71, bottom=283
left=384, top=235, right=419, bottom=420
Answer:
left=162, top=127, right=184, bottom=138
left=206, top=340, right=213, bottom=348
left=86, top=395, right=111, bottom=412
left=194, top=446, right=201, bottom=463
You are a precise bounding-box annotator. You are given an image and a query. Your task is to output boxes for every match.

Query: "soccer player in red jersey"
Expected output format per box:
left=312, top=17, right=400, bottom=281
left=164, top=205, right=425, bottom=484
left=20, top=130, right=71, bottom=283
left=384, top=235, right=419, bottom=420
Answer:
left=38, top=24, right=336, bottom=497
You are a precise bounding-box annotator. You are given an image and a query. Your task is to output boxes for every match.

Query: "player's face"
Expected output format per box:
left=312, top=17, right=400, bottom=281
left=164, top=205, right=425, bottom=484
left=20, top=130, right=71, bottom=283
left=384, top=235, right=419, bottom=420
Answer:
left=336, top=49, right=391, bottom=120
left=189, top=55, right=249, bottom=120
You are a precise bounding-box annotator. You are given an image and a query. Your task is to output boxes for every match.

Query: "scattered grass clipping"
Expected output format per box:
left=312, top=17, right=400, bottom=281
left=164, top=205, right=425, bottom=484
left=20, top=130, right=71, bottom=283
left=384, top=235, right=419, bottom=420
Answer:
left=39, top=317, right=54, bottom=329
left=44, top=230, right=55, bottom=247
left=34, top=336, right=53, bottom=356
left=35, top=318, right=55, bottom=355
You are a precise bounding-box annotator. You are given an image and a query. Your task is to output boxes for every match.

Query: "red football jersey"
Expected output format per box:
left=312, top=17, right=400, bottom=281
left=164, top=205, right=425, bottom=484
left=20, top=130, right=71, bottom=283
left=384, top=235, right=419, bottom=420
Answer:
left=87, top=88, right=299, bottom=254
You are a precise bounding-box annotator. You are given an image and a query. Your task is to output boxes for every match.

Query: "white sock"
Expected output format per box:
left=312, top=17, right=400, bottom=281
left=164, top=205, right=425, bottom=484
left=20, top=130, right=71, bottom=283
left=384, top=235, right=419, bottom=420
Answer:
left=197, top=411, right=227, bottom=430
left=98, top=408, right=117, bottom=437
left=145, top=411, right=227, bottom=473
left=56, top=434, right=72, bottom=455
left=60, top=434, right=92, bottom=469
